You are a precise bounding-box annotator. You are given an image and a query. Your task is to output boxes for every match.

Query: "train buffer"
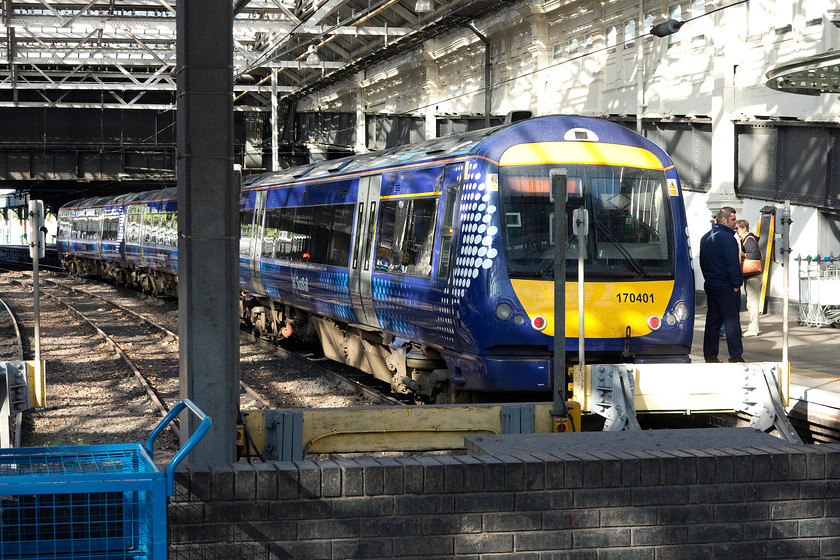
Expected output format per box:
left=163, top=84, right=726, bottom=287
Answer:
left=239, top=361, right=801, bottom=460
left=578, top=361, right=802, bottom=444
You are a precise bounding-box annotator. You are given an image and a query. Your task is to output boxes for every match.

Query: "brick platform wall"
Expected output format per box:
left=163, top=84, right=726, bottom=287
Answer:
left=168, top=443, right=840, bottom=559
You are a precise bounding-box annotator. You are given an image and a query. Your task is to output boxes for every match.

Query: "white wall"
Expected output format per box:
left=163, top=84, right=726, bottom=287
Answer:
left=298, top=0, right=840, bottom=303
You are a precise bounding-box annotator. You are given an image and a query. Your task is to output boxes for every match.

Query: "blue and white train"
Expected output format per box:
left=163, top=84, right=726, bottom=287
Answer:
left=57, top=115, right=694, bottom=403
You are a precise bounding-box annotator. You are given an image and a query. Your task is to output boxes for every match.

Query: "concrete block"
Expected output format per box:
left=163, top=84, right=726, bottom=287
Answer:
left=572, top=528, right=631, bottom=548
left=317, top=459, right=341, bottom=497
left=296, top=518, right=360, bottom=540
left=394, top=494, right=450, bottom=515
left=337, top=458, right=364, bottom=496
left=415, top=456, right=444, bottom=493
left=360, top=515, right=421, bottom=537
left=574, top=488, right=631, bottom=508
left=452, top=455, right=484, bottom=492
left=454, top=491, right=514, bottom=513
left=475, top=454, right=505, bottom=491
left=435, top=455, right=465, bottom=493
left=770, top=499, right=824, bottom=520
left=274, top=461, right=300, bottom=499
left=483, top=511, right=541, bottom=532
left=687, top=523, right=742, bottom=543
left=632, top=485, right=689, bottom=506
left=332, top=496, right=392, bottom=518
left=532, top=452, right=564, bottom=489
left=454, top=533, right=513, bottom=554
left=231, top=462, right=256, bottom=500
left=689, top=483, right=745, bottom=504
left=206, top=500, right=267, bottom=523
left=392, top=535, right=454, bottom=557
left=422, top=513, right=482, bottom=534
left=296, top=460, right=320, bottom=498
left=252, top=461, right=278, bottom=500
left=356, top=457, right=385, bottom=496
left=231, top=519, right=295, bottom=542
left=375, top=456, right=405, bottom=494
left=270, top=540, right=332, bottom=560
left=600, top=506, right=657, bottom=527
left=332, top=538, right=393, bottom=559
left=514, top=489, right=572, bottom=511
left=209, top=463, right=234, bottom=501
left=745, top=481, right=799, bottom=502
left=630, top=526, right=688, bottom=546
left=798, top=517, right=840, bottom=537
left=514, top=530, right=572, bottom=551
left=712, top=502, right=767, bottom=523
left=542, top=509, right=599, bottom=530
left=268, top=498, right=330, bottom=520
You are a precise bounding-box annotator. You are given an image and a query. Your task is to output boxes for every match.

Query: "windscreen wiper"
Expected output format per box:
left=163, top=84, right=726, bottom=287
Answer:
left=593, top=220, right=647, bottom=276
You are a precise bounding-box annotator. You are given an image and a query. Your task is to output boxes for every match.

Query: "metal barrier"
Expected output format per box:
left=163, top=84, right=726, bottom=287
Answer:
left=797, top=254, right=840, bottom=327
left=0, top=399, right=210, bottom=560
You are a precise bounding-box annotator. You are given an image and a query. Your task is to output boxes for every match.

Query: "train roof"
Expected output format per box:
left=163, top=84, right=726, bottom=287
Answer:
left=60, top=186, right=177, bottom=210
left=242, top=124, right=500, bottom=190
left=241, top=115, right=675, bottom=191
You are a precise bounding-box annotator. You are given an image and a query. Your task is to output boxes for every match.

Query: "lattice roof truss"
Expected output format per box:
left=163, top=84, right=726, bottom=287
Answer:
left=0, top=0, right=518, bottom=111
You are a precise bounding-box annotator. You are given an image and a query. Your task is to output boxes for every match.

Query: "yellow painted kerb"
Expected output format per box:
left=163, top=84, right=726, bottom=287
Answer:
left=499, top=142, right=664, bottom=170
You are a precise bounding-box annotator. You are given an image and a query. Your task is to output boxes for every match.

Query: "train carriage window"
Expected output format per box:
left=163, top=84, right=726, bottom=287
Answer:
left=376, top=197, right=438, bottom=278
left=102, top=214, right=119, bottom=241
left=327, top=204, right=353, bottom=267
left=240, top=209, right=255, bottom=255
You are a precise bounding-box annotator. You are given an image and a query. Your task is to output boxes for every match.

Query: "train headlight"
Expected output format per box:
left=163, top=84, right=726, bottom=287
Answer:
left=664, top=314, right=677, bottom=326
left=647, top=315, right=662, bottom=330
left=532, top=315, right=547, bottom=331
left=495, top=302, right=514, bottom=320
left=673, top=302, right=689, bottom=322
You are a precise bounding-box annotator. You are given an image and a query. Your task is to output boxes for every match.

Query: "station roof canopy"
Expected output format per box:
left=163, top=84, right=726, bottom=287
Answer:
left=0, top=0, right=517, bottom=112
left=765, top=51, right=840, bottom=96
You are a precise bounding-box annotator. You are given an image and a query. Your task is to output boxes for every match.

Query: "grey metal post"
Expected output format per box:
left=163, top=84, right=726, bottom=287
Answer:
left=176, top=0, right=238, bottom=464
left=551, top=169, right=568, bottom=422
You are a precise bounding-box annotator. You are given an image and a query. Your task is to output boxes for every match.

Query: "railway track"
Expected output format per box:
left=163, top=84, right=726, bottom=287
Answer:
left=0, top=269, right=402, bottom=455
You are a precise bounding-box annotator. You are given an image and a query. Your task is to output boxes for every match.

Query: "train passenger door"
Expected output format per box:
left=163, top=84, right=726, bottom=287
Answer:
left=349, top=175, right=382, bottom=328
left=436, top=164, right=464, bottom=352
left=246, top=190, right=268, bottom=295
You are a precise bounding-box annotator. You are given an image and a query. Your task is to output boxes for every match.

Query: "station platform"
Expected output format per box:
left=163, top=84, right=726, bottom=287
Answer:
left=0, top=244, right=60, bottom=268
left=693, top=296, right=840, bottom=439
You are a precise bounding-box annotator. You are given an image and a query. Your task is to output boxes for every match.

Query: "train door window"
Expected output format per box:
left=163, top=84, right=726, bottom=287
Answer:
left=376, top=197, right=438, bottom=277
left=144, top=212, right=160, bottom=245
left=262, top=208, right=280, bottom=259
left=327, top=204, right=354, bottom=267
left=102, top=214, right=119, bottom=241
left=240, top=209, right=255, bottom=255
left=291, top=206, right=314, bottom=261
left=436, top=163, right=463, bottom=280
left=309, top=206, right=332, bottom=264
left=126, top=208, right=142, bottom=244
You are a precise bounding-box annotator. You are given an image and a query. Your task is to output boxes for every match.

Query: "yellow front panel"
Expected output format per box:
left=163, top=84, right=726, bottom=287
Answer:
left=510, top=279, right=675, bottom=338
left=499, top=142, right=665, bottom=170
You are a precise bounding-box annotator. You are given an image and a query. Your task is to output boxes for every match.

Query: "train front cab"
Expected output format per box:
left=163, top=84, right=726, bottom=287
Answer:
left=445, top=119, right=694, bottom=398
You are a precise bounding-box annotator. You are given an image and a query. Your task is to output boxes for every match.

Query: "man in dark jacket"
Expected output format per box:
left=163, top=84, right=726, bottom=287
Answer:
left=699, top=206, right=744, bottom=362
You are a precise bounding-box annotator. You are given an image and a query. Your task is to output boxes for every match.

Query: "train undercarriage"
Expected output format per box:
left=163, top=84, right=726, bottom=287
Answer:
left=62, top=256, right=178, bottom=298
left=240, top=295, right=460, bottom=404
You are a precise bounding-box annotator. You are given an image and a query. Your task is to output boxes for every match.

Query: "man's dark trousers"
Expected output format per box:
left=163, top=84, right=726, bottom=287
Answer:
left=703, top=286, right=744, bottom=363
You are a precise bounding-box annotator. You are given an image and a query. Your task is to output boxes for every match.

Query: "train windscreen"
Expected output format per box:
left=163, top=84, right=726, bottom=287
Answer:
left=499, top=163, right=674, bottom=279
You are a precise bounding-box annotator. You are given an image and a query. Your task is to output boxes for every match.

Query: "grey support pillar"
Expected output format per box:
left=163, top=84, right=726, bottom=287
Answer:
left=176, top=0, right=239, bottom=464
